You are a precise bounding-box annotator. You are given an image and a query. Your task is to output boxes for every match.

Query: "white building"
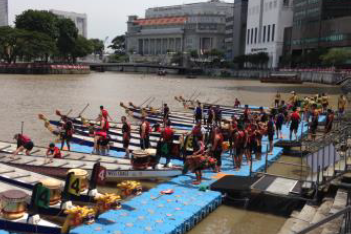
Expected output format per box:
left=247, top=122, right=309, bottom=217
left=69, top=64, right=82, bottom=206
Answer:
left=0, top=0, right=8, bottom=26
left=245, top=0, right=293, bottom=68
left=50, top=9, right=88, bottom=38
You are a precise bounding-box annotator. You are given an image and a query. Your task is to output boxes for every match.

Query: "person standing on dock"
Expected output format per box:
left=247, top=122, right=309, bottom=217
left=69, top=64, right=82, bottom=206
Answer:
left=60, top=116, right=74, bottom=151
left=191, top=121, right=203, bottom=153
left=267, top=115, right=276, bottom=155
left=309, top=104, right=319, bottom=141
left=163, top=103, right=170, bottom=124
left=211, top=127, right=223, bottom=173
left=338, top=94, right=347, bottom=116
left=99, top=106, right=113, bottom=122
left=99, top=113, right=110, bottom=133
left=274, top=91, right=281, bottom=108
left=233, top=124, right=246, bottom=170
left=234, top=98, right=241, bottom=108
left=121, top=116, right=131, bottom=158
left=160, top=120, right=174, bottom=167
left=214, top=105, right=222, bottom=126
left=289, top=91, right=299, bottom=108
left=289, top=107, right=301, bottom=141
left=194, top=102, right=203, bottom=124
left=259, top=107, right=268, bottom=122
left=207, top=106, right=215, bottom=129
left=321, top=93, right=329, bottom=112
left=13, top=134, right=34, bottom=156
left=325, top=109, right=335, bottom=134
left=275, top=109, right=285, bottom=139
left=243, top=105, right=251, bottom=123
left=140, top=117, right=150, bottom=150
left=229, top=115, right=238, bottom=156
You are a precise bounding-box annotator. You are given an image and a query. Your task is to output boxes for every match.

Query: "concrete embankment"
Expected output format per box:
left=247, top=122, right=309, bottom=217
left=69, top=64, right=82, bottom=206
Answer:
left=0, top=64, right=90, bottom=75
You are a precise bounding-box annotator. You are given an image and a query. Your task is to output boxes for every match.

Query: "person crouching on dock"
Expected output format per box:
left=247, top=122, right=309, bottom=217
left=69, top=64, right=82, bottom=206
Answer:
left=13, top=134, right=34, bottom=156
left=46, top=143, right=61, bottom=162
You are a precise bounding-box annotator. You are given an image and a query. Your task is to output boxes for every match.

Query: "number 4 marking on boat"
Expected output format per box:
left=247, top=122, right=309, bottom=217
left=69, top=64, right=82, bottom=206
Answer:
left=97, top=166, right=107, bottom=185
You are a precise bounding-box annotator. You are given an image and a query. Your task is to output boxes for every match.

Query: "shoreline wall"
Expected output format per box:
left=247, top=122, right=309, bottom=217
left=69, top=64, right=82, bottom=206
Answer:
left=0, top=63, right=90, bottom=75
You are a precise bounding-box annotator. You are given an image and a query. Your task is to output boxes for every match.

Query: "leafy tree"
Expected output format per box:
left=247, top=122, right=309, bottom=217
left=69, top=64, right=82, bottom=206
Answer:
left=320, top=48, right=351, bottom=67
left=71, top=35, right=93, bottom=63
left=15, top=10, right=59, bottom=40
left=56, top=18, right=78, bottom=60
left=0, top=26, right=22, bottom=63
left=109, top=35, right=125, bottom=54
left=256, top=52, right=269, bottom=68
left=90, top=38, right=104, bottom=59
left=233, top=55, right=248, bottom=69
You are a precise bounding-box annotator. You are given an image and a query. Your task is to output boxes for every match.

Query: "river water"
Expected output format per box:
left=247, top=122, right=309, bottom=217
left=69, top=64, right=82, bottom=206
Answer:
left=0, top=72, right=342, bottom=233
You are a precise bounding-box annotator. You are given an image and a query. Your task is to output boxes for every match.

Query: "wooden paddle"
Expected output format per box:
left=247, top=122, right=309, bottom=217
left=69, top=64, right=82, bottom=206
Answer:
left=152, top=189, right=174, bottom=200
left=78, top=103, right=90, bottom=117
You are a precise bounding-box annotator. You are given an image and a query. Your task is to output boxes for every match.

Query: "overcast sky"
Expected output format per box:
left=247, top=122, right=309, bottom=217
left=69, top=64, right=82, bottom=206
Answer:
left=9, top=0, right=218, bottom=43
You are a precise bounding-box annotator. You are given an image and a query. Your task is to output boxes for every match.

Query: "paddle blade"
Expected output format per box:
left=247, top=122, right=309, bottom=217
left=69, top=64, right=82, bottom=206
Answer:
left=55, top=110, right=62, bottom=116
left=38, top=114, right=45, bottom=120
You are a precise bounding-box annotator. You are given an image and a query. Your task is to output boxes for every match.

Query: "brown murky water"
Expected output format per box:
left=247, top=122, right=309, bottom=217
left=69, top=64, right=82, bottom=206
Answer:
left=0, top=72, right=342, bottom=234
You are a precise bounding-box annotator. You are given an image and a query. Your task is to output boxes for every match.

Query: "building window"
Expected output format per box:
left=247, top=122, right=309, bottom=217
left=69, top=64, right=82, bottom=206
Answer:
left=272, top=24, right=275, bottom=42
left=267, top=25, right=271, bottom=42
left=247, top=29, right=250, bottom=44
left=251, top=28, right=254, bottom=44
left=254, top=28, right=258, bottom=44
left=263, top=26, right=266, bottom=43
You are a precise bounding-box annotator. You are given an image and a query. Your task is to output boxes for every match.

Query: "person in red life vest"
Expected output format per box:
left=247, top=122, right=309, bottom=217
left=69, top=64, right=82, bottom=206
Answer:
left=211, top=127, right=224, bottom=172
left=159, top=120, right=174, bottom=167
left=97, top=113, right=110, bottom=133
left=153, top=123, right=162, bottom=133
left=13, top=134, right=34, bottom=156
left=234, top=98, right=241, bottom=108
left=140, top=116, right=150, bottom=150
left=267, top=114, right=276, bottom=155
left=325, top=109, right=334, bottom=134
left=191, top=121, right=203, bottom=153
left=46, top=143, right=62, bottom=162
left=60, top=116, right=74, bottom=151
left=233, top=124, right=246, bottom=170
left=121, top=116, right=131, bottom=158
left=309, top=104, right=319, bottom=141
left=99, top=106, right=113, bottom=122
left=93, top=131, right=111, bottom=155
left=289, top=107, right=301, bottom=141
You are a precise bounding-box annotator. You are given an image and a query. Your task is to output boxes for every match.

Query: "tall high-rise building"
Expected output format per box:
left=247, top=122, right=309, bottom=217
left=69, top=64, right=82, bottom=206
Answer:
left=245, top=0, right=293, bottom=68
left=0, top=0, right=8, bottom=27
left=50, top=9, right=88, bottom=38
left=290, top=0, right=351, bottom=57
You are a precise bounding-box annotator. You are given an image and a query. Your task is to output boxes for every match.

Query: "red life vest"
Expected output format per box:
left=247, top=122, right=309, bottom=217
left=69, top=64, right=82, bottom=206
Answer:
left=163, top=127, right=174, bottom=142
left=291, top=112, right=300, bottom=123
left=101, top=109, right=108, bottom=118
left=19, top=135, right=31, bottom=144
left=47, top=147, right=62, bottom=159
left=102, top=117, right=109, bottom=132
left=95, top=131, right=107, bottom=138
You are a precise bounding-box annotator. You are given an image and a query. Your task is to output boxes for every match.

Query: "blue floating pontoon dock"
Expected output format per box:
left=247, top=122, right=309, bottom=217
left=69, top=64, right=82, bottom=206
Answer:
left=69, top=116, right=320, bottom=234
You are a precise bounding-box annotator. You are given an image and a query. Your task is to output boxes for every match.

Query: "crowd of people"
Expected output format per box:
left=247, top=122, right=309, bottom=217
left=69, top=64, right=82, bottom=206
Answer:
left=9, top=91, right=346, bottom=185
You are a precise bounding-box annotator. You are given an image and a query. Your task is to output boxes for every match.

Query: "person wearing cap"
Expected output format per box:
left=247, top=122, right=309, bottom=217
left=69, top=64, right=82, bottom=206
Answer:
left=289, top=91, right=298, bottom=108
left=13, top=134, right=34, bottom=156
left=46, top=143, right=62, bottom=162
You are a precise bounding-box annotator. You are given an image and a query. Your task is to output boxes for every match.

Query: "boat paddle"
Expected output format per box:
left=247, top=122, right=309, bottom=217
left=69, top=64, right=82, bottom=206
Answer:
left=152, top=189, right=174, bottom=200
left=139, top=96, right=153, bottom=108
left=78, top=103, right=90, bottom=117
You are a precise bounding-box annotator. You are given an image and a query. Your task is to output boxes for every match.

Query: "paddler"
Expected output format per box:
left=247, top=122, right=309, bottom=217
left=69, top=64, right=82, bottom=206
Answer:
left=274, top=91, right=281, bottom=108
left=214, top=105, right=222, bottom=126
left=309, top=104, right=319, bottom=141
left=229, top=115, right=238, bottom=156
left=99, top=113, right=110, bottom=132
left=159, top=120, right=174, bottom=167
left=46, top=143, right=61, bottom=162
left=93, top=131, right=111, bottom=155
left=99, top=105, right=113, bottom=122
left=60, top=116, right=74, bottom=151
left=207, top=106, right=215, bottom=129
left=163, top=103, right=170, bottom=124
left=13, top=134, right=34, bottom=156
left=289, top=91, right=299, bottom=108
left=233, top=124, right=246, bottom=170
left=338, top=94, right=347, bottom=116
left=139, top=116, right=150, bottom=150
left=211, top=127, right=224, bottom=172
left=121, top=116, right=131, bottom=158
left=194, top=102, right=203, bottom=124
left=289, top=107, right=301, bottom=141
left=234, top=98, right=241, bottom=108
left=325, top=109, right=334, bottom=134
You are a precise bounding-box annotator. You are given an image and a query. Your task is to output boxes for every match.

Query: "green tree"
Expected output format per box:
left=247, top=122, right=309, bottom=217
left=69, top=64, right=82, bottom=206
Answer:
left=90, top=38, right=104, bottom=59
left=71, top=35, right=93, bottom=63
left=15, top=10, right=59, bottom=40
left=56, top=18, right=78, bottom=60
left=109, top=35, right=125, bottom=54
left=233, top=55, right=248, bottom=69
left=320, top=48, right=351, bottom=67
